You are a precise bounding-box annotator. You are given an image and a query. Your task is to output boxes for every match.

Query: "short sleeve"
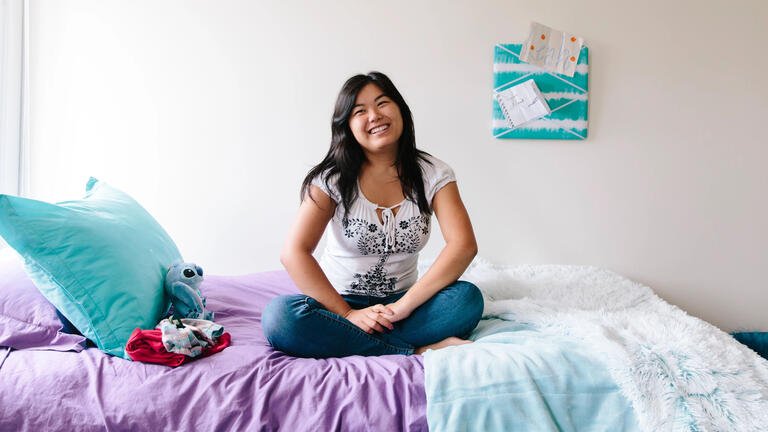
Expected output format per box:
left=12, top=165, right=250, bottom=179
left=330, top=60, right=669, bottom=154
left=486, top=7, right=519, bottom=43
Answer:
left=422, top=155, right=456, bottom=207
left=309, top=170, right=341, bottom=203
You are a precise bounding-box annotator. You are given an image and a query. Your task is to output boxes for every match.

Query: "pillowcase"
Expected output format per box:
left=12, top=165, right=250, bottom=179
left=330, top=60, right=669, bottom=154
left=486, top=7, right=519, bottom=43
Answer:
left=0, top=248, right=87, bottom=351
left=0, top=178, right=182, bottom=359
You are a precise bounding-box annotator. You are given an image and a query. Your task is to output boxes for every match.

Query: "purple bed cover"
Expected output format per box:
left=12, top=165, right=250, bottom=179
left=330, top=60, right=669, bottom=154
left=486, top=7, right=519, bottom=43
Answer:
left=0, top=271, right=427, bottom=431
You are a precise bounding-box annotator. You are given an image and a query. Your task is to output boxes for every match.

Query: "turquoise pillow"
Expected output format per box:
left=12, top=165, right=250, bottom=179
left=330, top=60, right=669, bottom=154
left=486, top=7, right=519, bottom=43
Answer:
left=0, top=178, right=182, bottom=359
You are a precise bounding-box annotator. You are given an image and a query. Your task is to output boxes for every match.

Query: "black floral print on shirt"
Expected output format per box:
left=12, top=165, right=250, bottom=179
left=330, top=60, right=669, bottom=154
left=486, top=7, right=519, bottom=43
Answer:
left=342, top=217, right=386, bottom=255
left=395, top=215, right=431, bottom=254
left=342, top=214, right=431, bottom=295
left=350, top=255, right=397, bottom=296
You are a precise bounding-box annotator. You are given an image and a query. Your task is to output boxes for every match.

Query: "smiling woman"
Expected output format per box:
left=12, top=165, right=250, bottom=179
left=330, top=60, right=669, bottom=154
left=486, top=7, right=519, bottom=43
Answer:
left=262, top=71, right=482, bottom=358
left=348, top=84, right=404, bottom=155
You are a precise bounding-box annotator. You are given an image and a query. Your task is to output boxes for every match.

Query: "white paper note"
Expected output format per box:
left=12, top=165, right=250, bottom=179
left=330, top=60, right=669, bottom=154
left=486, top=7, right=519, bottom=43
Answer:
left=520, top=22, right=584, bottom=77
left=495, top=79, right=551, bottom=128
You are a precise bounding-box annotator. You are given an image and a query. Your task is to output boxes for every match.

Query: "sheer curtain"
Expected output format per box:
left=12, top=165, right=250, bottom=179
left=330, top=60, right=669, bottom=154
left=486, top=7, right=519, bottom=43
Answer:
left=0, top=0, right=28, bottom=198
left=0, top=0, right=28, bottom=249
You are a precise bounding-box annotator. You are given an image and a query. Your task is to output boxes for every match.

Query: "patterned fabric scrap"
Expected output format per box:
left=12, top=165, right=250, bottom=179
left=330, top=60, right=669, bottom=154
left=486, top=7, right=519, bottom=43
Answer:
left=157, top=318, right=225, bottom=358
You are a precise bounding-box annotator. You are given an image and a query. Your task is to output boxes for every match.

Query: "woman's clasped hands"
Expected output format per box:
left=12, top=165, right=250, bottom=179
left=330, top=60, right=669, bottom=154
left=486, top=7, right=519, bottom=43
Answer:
left=342, top=302, right=412, bottom=334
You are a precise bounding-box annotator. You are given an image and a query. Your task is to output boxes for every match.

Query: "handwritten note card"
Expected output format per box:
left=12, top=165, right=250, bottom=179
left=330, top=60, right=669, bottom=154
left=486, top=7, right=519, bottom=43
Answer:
left=494, top=79, right=551, bottom=128
left=520, top=22, right=584, bottom=77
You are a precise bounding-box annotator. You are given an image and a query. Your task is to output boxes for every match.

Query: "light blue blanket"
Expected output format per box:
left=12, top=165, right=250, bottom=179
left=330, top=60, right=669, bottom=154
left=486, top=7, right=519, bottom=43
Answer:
left=422, top=260, right=768, bottom=431
left=424, top=318, right=640, bottom=431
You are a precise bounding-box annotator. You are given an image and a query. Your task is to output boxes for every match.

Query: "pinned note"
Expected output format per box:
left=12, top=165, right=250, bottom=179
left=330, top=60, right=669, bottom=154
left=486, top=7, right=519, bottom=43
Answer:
left=494, top=79, right=551, bottom=128
left=520, top=22, right=584, bottom=77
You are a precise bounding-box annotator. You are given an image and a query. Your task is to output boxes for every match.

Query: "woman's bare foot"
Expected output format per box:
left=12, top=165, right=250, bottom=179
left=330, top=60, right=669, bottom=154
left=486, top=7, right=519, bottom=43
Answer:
left=414, top=336, right=472, bottom=355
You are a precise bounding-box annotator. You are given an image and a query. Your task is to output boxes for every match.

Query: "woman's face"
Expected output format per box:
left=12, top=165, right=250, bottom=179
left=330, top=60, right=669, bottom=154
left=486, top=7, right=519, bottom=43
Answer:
left=348, top=83, right=403, bottom=156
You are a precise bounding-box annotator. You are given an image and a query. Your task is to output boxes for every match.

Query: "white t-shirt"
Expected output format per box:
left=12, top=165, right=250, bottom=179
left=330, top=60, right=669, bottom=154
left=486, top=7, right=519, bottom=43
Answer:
left=311, top=154, right=456, bottom=297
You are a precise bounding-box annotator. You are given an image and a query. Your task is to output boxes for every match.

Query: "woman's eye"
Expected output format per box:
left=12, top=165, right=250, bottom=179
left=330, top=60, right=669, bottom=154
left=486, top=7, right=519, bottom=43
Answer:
left=354, top=110, right=363, bottom=116
left=378, top=101, right=388, bottom=106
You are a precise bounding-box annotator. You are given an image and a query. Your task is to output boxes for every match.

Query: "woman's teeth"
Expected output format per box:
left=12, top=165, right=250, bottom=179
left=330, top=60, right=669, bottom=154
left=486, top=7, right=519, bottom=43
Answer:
left=370, top=125, right=389, bottom=135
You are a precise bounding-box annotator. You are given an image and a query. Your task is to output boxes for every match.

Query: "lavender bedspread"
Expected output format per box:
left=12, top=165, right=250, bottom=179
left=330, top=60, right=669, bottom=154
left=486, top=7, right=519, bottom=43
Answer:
left=0, top=271, right=427, bottom=431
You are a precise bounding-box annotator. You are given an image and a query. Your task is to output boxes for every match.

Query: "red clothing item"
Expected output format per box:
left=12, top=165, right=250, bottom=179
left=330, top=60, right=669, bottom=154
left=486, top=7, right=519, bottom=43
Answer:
left=126, top=328, right=231, bottom=367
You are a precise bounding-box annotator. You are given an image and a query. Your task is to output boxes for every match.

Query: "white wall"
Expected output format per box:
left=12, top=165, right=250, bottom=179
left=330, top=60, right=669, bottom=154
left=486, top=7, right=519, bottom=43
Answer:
left=28, top=0, right=768, bottom=332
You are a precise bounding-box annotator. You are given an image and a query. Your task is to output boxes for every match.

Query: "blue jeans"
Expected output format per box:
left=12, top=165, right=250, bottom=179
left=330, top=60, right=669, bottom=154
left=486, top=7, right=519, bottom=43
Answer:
left=261, top=280, right=484, bottom=358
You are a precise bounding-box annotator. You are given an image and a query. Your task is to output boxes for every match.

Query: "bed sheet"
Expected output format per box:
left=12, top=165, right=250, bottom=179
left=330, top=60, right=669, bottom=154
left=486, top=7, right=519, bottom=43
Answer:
left=0, top=271, right=427, bottom=431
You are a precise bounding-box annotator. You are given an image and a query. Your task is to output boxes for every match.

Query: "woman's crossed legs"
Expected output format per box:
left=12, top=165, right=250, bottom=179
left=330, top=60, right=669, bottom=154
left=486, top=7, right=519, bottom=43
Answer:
left=261, top=281, right=483, bottom=358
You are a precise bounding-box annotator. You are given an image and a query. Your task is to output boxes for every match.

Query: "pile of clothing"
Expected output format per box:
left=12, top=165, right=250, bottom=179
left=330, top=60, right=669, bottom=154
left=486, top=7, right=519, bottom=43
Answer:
left=126, top=317, right=231, bottom=367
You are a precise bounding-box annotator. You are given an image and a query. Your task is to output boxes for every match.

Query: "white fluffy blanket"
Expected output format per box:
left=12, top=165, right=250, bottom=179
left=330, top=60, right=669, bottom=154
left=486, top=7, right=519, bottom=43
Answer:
left=426, top=258, right=768, bottom=431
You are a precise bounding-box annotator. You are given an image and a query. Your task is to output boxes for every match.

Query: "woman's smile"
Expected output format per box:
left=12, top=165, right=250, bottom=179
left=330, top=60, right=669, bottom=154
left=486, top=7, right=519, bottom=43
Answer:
left=369, top=124, right=390, bottom=135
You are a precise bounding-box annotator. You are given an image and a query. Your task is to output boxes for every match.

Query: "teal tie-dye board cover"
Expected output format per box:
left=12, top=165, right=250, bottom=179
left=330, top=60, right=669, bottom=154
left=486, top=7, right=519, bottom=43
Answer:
left=493, top=44, right=589, bottom=140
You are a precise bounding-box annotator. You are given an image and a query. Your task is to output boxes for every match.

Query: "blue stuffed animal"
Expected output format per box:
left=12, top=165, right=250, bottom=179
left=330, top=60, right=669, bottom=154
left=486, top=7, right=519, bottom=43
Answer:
left=164, top=262, right=214, bottom=321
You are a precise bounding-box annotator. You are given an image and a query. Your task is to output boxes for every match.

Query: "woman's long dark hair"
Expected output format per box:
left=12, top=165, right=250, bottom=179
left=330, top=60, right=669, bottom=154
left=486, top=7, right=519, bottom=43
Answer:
left=300, top=71, right=434, bottom=220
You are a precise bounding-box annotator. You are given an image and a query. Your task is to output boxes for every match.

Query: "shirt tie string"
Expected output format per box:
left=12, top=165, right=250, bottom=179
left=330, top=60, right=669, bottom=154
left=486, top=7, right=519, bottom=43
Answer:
left=378, top=205, right=399, bottom=250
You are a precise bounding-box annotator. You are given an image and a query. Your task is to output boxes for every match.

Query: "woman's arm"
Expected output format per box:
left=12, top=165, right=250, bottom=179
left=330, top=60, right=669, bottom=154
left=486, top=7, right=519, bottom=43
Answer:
left=389, top=181, right=478, bottom=319
left=280, top=185, right=353, bottom=318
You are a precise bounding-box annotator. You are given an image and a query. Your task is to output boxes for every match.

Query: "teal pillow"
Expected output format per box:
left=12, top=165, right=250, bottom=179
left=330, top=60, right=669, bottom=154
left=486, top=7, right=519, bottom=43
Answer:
left=0, top=178, right=182, bottom=359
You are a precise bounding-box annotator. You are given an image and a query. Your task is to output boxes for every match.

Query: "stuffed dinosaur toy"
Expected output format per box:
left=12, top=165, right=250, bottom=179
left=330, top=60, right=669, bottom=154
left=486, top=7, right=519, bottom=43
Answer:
left=164, top=262, right=214, bottom=321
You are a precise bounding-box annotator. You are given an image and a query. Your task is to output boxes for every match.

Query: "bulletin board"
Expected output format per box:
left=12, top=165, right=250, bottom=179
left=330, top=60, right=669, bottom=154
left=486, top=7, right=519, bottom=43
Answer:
left=492, top=44, right=589, bottom=140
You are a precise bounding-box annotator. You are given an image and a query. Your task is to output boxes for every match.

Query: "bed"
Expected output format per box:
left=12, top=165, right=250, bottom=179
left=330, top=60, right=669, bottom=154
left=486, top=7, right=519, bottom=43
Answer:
left=0, top=268, right=427, bottom=431
left=4, top=255, right=767, bottom=432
